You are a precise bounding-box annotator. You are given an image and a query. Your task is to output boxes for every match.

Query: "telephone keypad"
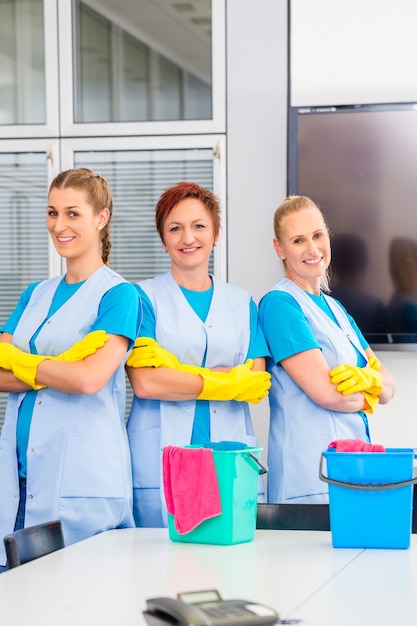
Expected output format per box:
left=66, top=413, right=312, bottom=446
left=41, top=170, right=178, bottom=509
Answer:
left=198, top=602, right=261, bottom=622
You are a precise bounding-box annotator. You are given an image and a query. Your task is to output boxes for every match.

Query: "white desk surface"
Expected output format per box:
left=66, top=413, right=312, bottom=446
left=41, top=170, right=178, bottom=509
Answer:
left=0, top=528, right=416, bottom=626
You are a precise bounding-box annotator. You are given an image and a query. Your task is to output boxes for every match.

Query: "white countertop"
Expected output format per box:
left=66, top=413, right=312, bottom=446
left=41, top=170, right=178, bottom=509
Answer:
left=0, top=528, right=415, bottom=626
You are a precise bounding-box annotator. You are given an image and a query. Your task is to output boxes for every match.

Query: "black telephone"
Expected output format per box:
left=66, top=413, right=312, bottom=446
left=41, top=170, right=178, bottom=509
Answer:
left=143, top=590, right=286, bottom=626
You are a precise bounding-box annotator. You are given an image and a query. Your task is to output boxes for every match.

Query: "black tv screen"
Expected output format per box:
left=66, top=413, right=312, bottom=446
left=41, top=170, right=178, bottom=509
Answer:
left=288, top=102, right=417, bottom=348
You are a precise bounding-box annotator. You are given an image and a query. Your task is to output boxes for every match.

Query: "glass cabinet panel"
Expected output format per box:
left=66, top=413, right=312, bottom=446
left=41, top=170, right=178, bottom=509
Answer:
left=0, top=151, right=50, bottom=318
left=0, top=0, right=46, bottom=125
left=74, top=0, right=212, bottom=123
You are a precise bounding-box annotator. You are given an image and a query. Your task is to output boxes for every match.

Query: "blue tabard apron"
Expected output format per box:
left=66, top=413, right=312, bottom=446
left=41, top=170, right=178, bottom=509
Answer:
left=0, top=266, right=134, bottom=566
left=267, top=278, right=369, bottom=504
left=127, top=272, right=260, bottom=527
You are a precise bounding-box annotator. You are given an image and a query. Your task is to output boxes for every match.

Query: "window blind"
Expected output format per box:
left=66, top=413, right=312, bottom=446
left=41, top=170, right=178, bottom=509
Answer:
left=74, top=148, right=215, bottom=282
left=0, top=152, right=49, bottom=431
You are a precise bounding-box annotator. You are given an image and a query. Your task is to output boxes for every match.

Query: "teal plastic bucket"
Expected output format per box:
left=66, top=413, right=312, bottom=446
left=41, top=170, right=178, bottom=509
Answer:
left=167, top=447, right=264, bottom=545
left=320, top=448, right=417, bottom=549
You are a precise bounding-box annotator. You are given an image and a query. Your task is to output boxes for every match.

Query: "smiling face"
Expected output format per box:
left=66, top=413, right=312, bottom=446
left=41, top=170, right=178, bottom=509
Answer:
left=274, top=205, right=331, bottom=293
left=162, top=197, right=218, bottom=279
left=47, top=186, right=109, bottom=265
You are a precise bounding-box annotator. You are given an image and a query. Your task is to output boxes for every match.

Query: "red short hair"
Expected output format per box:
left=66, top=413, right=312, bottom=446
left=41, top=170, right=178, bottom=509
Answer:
left=155, top=181, right=221, bottom=243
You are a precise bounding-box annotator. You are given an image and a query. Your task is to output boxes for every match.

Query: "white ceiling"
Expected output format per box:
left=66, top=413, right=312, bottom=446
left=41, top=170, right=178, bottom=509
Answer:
left=86, top=0, right=212, bottom=81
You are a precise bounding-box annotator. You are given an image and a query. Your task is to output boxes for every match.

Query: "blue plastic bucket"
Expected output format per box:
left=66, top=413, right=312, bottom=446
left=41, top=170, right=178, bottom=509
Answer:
left=320, top=448, right=417, bottom=549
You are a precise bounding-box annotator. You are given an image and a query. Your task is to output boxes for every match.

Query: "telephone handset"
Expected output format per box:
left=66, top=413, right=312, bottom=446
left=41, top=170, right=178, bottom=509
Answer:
left=143, top=590, right=290, bottom=626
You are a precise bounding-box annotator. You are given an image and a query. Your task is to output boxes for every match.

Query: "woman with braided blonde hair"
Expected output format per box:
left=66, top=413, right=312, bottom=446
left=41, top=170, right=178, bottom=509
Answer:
left=0, top=167, right=140, bottom=571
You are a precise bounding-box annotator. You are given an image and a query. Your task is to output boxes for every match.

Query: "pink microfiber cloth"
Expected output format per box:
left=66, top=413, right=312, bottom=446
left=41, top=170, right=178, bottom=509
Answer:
left=162, top=446, right=222, bottom=534
left=328, top=439, right=386, bottom=452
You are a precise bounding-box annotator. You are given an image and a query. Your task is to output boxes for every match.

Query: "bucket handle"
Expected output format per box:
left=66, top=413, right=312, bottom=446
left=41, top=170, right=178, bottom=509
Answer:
left=246, top=451, right=268, bottom=475
left=319, top=453, right=417, bottom=491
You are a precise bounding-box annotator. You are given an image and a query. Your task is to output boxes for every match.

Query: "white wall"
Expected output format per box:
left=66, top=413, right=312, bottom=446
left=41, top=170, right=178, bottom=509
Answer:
left=226, top=0, right=287, bottom=457
left=290, top=0, right=417, bottom=107
left=226, top=0, right=417, bottom=457
left=226, top=0, right=287, bottom=305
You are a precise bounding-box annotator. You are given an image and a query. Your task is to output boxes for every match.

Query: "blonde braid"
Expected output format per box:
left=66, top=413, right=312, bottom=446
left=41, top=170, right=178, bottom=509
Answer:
left=101, top=226, right=112, bottom=266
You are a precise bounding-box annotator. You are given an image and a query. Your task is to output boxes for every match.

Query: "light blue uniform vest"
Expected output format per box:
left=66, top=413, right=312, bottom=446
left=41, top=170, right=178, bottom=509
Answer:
left=127, top=272, right=260, bottom=527
left=267, top=278, right=369, bottom=504
left=0, top=267, right=134, bottom=565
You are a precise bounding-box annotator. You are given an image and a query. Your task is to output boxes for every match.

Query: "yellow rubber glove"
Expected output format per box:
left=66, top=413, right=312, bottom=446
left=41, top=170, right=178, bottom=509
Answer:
left=362, top=356, right=381, bottom=413
left=126, top=339, right=270, bottom=403
left=362, top=391, right=379, bottom=414
left=55, top=330, right=108, bottom=362
left=126, top=337, right=206, bottom=375
left=126, top=337, right=180, bottom=369
left=329, top=363, right=383, bottom=397
left=0, top=331, right=108, bottom=390
left=197, top=360, right=271, bottom=404
left=0, top=344, right=46, bottom=389
left=367, top=355, right=381, bottom=371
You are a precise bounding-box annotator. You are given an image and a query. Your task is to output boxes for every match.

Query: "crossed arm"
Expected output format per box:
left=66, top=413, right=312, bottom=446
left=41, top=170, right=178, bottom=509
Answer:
left=126, top=355, right=267, bottom=402
left=0, top=331, right=129, bottom=395
left=281, top=346, right=395, bottom=413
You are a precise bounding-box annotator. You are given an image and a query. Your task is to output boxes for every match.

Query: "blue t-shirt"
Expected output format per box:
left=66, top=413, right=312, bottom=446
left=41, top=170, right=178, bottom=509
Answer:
left=135, top=281, right=269, bottom=444
left=1, top=278, right=140, bottom=478
left=259, top=288, right=371, bottom=438
left=259, top=289, right=369, bottom=367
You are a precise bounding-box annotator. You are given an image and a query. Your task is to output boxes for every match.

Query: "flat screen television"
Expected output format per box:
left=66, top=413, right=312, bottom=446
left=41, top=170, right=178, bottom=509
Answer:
left=288, top=102, right=417, bottom=349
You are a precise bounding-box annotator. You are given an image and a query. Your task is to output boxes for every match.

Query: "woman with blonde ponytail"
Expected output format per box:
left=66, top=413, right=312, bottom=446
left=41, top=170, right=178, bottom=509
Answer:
left=0, top=168, right=140, bottom=572
left=260, top=196, right=395, bottom=505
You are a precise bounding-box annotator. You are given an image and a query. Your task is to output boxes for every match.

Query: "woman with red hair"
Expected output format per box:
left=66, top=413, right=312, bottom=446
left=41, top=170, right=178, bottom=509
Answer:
left=126, top=181, right=271, bottom=527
